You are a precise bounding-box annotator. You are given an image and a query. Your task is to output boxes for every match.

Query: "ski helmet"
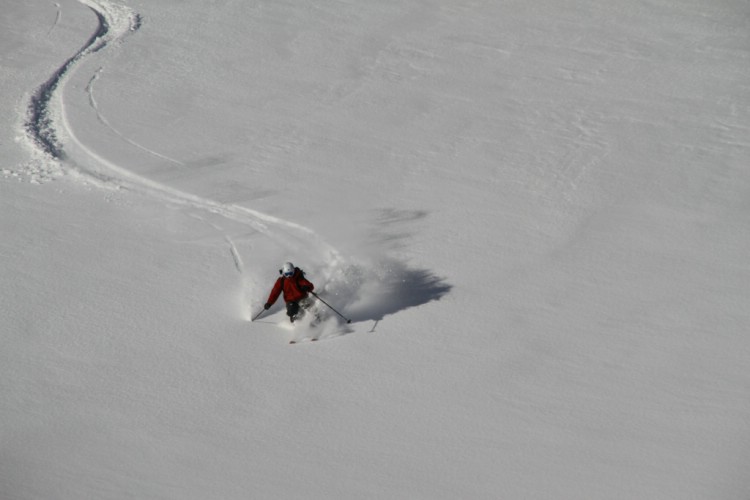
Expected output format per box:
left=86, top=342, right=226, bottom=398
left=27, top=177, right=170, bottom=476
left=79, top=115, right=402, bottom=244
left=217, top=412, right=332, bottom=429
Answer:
left=281, top=262, right=295, bottom=277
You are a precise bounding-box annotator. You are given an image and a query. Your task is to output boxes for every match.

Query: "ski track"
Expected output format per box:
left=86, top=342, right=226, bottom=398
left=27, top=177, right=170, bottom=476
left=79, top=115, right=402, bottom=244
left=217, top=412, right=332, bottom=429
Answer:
left=25, top=2, right=112, bottom=159
left=47, top=2, right=62, bottom=36
left=86, top=68, right=185, bottom=167
left=226, top=237, right=244, bottom=274
left=24, top=0, right=345, bottom=284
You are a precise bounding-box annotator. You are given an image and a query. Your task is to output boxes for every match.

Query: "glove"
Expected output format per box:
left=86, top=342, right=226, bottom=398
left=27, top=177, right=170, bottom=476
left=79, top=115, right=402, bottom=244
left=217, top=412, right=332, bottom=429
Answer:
left=264, top=303, right=271, bottom=310
left=300, top=286, right=311, bottom=293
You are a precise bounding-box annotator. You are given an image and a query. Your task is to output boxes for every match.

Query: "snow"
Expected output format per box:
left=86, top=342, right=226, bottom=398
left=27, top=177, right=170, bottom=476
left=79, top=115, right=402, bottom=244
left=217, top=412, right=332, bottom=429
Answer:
left=2, top=0, right=750, bottom=498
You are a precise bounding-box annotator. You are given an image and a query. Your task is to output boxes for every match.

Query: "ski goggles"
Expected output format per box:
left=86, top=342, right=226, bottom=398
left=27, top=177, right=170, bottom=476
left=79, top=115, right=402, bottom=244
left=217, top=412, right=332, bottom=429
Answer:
left=283, top=270, right=294, bottom=277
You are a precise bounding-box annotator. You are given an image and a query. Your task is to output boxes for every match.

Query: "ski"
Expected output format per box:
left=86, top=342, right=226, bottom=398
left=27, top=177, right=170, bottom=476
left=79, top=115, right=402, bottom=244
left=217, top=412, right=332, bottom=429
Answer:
left=289, top=337, right=319, bottom=345
left=289, top=332, right=346, bottom=344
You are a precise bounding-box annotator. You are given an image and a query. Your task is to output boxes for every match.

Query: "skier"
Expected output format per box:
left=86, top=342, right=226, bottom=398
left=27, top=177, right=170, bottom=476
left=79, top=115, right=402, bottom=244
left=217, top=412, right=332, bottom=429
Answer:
left=264, top=262, right=315, bottom=323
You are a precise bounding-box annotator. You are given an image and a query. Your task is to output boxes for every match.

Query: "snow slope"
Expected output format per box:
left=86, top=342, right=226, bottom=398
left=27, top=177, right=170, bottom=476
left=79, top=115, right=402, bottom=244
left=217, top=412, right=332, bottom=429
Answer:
left=2, top=0, right=750, bottom=498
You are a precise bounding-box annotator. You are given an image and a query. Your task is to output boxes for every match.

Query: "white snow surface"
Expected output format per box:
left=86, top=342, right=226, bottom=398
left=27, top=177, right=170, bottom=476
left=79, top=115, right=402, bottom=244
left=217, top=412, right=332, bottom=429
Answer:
left=2, top=0, right=750, bottom=498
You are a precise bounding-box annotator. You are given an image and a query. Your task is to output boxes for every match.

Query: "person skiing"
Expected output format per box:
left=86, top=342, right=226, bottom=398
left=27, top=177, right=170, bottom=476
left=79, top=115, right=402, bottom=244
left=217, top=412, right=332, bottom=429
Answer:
left=264, top=262, right=315, bottom=323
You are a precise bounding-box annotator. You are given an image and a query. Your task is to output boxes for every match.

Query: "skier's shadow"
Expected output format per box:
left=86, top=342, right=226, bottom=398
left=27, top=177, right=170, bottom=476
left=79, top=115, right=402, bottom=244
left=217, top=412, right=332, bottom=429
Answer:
left=325, top=209, right=452, bottom=327
left=347, top=267, right=452, bottom=324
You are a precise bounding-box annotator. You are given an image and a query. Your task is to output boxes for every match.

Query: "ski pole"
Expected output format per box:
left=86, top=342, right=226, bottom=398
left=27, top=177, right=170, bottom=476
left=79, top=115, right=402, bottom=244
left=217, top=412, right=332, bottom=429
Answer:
left=310, top=291, right=351, bottom=323
left=251, top=308, right=267, bottom=321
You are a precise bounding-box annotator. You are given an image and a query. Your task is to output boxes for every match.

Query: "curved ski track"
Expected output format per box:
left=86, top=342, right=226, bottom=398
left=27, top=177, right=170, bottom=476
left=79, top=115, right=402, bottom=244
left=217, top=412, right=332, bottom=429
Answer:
left=86, top=68, right=185, bottom=167
left=24, top=0, right=344, bottom=278
left=25, top=0, right=116, bottom=159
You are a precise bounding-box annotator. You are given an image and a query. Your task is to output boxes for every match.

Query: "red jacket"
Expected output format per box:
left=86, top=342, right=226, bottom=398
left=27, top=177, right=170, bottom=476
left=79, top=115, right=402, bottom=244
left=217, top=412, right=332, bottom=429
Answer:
left=266, top=269, right=314, bottom=305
